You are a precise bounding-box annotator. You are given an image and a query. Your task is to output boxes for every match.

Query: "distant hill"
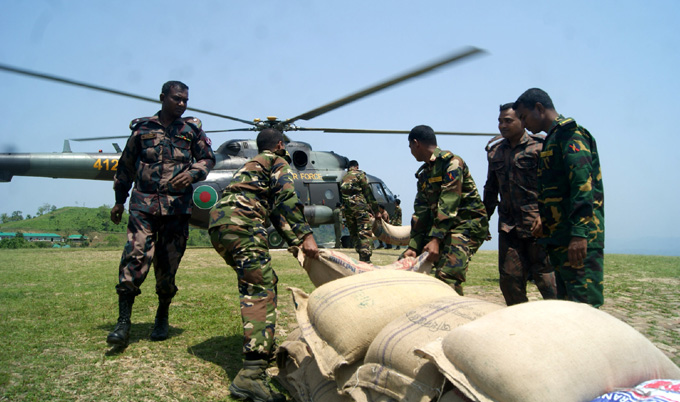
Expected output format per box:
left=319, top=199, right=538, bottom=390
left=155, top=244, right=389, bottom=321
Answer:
left=0, top=206, right=339, bottom=248
left=0, top=206, right=127, bottom=234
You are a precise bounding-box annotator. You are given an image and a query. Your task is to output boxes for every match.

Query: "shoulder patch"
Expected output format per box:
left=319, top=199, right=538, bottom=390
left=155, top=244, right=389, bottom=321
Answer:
left=184, top=116, right=202, bottom=131
left=528, top=133, right=546, bottom=142
left=440, top=150, right=454, bottom=160
left=129, top=117, right=152, bottom=131
left=485, top=135, right=504, bottom=152
left=557, top=118, right=577, bottom=129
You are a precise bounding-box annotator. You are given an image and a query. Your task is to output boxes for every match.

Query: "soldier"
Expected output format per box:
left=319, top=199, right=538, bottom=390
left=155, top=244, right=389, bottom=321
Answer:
left=340, top=160, right=379, bottom=262
left=209, top=128, right=319, bottom=402
left=107, top=81, right=216, bottom=346
left=403, top=125, right=489, bottom=295
left=390, top=198, right=402, bottom=250
left=513, top=88, right=605, bottom=308
left=483, top=103, right=557, bottom=306
left=332, top=202, right=344, bottom=248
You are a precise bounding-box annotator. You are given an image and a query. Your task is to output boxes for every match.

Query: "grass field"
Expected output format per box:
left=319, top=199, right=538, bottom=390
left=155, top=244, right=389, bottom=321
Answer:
left=0, top=247, right=678, bottom=401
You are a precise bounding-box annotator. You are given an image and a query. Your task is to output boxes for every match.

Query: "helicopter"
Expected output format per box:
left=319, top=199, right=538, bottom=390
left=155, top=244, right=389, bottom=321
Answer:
left=0, top=47, right=495, bottom=247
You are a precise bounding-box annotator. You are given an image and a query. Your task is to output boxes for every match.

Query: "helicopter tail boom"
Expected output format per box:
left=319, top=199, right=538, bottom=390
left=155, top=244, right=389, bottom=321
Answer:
left=0, top=152, right=119, bottom=182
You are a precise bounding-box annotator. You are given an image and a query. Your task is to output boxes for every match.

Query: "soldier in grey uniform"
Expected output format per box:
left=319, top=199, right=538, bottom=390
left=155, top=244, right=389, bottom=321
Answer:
left=107, top=81, right=215, bottom=346
left=483, top=103, right=556, bottom=305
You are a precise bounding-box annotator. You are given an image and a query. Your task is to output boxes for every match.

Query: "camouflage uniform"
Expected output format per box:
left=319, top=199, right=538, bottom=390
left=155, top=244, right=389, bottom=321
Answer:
left=340, top=168, right=379, bottom=261
left=538, top=115, right=605, bottom=307
left=391, top=204, right=402, bottom=226
left=484, top=133, right=557, bottom=305
left=410, top=147, right=489, bottom=295
left=209, top=149, right=312, bottom=356
left=113, top=112, right=215, bottom=300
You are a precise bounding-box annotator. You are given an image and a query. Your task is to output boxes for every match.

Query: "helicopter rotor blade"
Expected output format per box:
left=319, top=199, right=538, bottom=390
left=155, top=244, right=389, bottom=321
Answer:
left=205, top=127, right=257, bottom=133
left=69, top=136, right=130, bottom=141
left=295, top=127, right=496, bottom=136
left=0, top=63, right=256, bottom=126
left=283, top=47, right=486, bottom=125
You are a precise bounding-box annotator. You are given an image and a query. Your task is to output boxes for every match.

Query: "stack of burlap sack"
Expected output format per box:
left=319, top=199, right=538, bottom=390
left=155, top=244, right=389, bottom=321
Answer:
left=277, top=249, right=680, bottom=402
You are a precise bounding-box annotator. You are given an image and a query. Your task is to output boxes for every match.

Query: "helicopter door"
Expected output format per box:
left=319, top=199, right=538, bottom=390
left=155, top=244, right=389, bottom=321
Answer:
left=308, top=182, right=340, bottom=207
left=369, top=182, right=388, bottom=204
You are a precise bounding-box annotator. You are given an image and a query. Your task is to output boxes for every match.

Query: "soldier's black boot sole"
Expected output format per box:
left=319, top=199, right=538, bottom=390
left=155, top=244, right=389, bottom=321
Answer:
left=106, top=320, right=131, bottom=346
left=228, top=383, right=285, bottom=402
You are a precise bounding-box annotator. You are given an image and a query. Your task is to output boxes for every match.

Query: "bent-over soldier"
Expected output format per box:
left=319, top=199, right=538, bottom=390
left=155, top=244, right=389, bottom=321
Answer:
left=483, top=103, right=556, bottom=305
left=107, top=81, right=215, bottom=346
left=404, top=125, right=489, bottom=295
left=209, top=128, right=319, bottom=402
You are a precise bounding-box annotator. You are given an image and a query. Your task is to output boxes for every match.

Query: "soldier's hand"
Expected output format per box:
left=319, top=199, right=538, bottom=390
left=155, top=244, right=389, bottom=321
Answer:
left=423, top=238, right=441, bottom=262
left=110, top=204, right=125, bottom=225
left=403, top=248, right=417, bottom=259
left=169, top=172, right=193, bottom=191
left=568, top=237, right=587, bottom=268
left=301, top=233, right=319, bottom=260
left=531, top=216, right=543, bottom=238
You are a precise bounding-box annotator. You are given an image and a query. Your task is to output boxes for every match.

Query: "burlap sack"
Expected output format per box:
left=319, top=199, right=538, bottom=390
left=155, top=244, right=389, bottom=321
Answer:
left=416, top=300, right=680, bottom=402
left=274, top=328, right=352, bottom=402
left=290, top=270, right=458, bottom=380
left=372, top=219, right=411, bottom=246
left=291, top=247, right=432, bottom=288
left=345, top=296, right=503, bottom=402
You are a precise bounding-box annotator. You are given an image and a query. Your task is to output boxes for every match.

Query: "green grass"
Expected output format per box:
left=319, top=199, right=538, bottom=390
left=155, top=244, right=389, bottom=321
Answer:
left=0, top=248, right=678, bottom=401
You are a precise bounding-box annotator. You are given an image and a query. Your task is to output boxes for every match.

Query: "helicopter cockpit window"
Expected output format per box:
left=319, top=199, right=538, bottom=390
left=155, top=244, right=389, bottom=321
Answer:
left=370, top=182, right=387, bottom=203
left=382, top=185, right=395, bottom=199
left=292, top=150, right=308, bottom=169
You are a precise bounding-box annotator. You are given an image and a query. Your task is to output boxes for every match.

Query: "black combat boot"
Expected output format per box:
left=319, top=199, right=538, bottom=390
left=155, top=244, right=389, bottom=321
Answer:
left=150, top=299, right=171, bottom=341
left=229, top=359, right=285, bottom=402
left=106, top=294, right=135, bottom=346
left=359, top=253, right=372, bottom=263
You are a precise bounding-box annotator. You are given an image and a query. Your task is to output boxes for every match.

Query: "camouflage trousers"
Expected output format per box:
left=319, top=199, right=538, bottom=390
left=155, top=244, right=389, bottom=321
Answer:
left=498, top=229, right=557, bottom=306
left=433, top=233, right=484, bottom=296
left=116, top=210, right=189, bottom=301
left=209, top=223, right=278, bottom=356
left=546, top=245, right=604, bottom=308
left=343, top=206, right=374, bottom=259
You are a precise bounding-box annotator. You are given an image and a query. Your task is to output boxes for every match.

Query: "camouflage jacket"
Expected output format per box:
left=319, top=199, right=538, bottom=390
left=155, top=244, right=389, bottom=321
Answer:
left=391, top=205, right=402, bottom=226
left=209, top=150, right=312, bottom=247
left=538, top=115, right=604, bottom=247
left=113, top=112, right=216, bottom=215
left=483, top=132, right=544, bottom=238
left=409, top=147, right=489, bottom=251
left=340, top=168, right=379, bottom=214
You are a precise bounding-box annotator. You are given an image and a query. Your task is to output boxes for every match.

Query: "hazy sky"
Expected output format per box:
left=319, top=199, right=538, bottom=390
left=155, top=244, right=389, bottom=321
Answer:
left=1, top=1, right=679, bottom=256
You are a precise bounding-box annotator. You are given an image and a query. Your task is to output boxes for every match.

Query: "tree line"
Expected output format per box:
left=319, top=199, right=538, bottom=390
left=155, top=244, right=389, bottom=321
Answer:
left=0, top=203, right=57, bottom=223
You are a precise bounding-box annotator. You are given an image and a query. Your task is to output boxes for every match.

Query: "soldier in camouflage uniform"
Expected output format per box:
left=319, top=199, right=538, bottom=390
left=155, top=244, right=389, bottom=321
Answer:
left=107, top=81, right=216, bottom=346
left=514, top=88, right=605, bottom=308
left=209, top=128, right=319, bottom=402
left=404, top=125, right=489, bottom=295
left=483, top=103, right=557, bottom=306
left=340, top=160, right=379, bottom=262
left=390, top=198, right=402, bottom=250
